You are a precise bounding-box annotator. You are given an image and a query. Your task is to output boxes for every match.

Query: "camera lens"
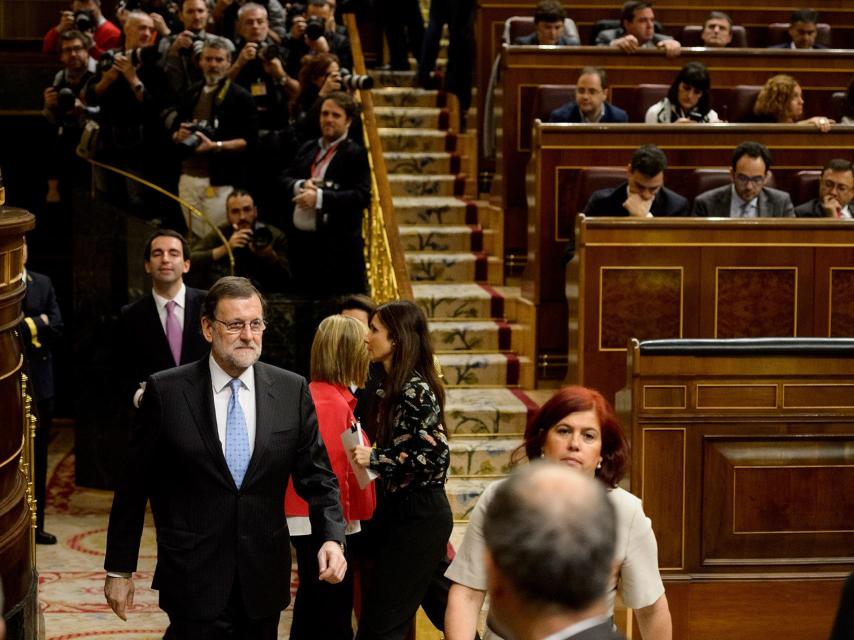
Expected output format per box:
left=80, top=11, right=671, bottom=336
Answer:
left=252, top=226, right=273, bottom=250
left=305, top=16, right=325, bottom=40
left=56, top=87, right=76, bottom=114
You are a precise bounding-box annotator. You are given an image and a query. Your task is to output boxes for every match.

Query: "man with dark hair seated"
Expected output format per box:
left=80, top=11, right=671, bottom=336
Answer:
left=514, top=0, right=580, bottom=46
left=548, top=67, right=628, bottom=123
left=768, top=9, right=827, bottom=50
left=795, top=159, right=853, bottom=219
left=583, top=145, right=689, bottom=217
left=692, top=141, right=795, bottom=217
left=701, top=11, right=733, bottom=48
left=596, top=1, right=681, bottom=57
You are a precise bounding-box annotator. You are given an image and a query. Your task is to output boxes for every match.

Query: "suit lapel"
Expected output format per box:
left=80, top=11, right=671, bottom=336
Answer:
left=182, top=360, right=235, bottom=488
left=180, top=289, right=200, bottom=364
left=145, top=295, right=174, bottom=365
left=243, top=363, right=274, bottom=488
left=757, top=189, right=768, bottom=217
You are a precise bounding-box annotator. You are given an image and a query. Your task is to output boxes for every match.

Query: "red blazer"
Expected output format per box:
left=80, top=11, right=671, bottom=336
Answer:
left=285, top=381, right=376, bottom=521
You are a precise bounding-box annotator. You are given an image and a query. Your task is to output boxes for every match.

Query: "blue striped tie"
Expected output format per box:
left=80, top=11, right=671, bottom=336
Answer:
left=225, top=379, right=250, bottom=488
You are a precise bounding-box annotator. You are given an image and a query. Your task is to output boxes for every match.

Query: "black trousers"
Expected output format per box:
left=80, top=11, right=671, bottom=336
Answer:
left=376, top=0, right=424, bottom=69
left=163, top=577, right=280, bottom=640
left=291, top=533, right=355, bottom=640
left=34, top=398, right=53, bottom=531
left=356, top=487, right=453, bottom=640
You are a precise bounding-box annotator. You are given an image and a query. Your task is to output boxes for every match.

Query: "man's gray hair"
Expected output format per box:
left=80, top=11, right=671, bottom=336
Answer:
left=483, top=462, right=617, bottom=610
left=238, top=2, right=268, bottom=20
left=203, top=36, right=233, bottom=60
left=124, top=10, right=152, bottom=27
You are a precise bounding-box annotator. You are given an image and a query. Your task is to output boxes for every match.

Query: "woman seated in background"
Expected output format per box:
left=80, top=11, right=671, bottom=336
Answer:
left=444, top=385, right=673, bottom=640
left=753, top=74, right=835, bottom=131
left=645, top=61, right=720, bottom=123
left=285, top=314, right=376, bottom=640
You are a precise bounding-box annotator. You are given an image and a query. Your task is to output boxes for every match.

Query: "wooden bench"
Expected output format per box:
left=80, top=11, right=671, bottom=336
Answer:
left=619, top=337, right=854, bottom=640
left=497, top=47, right=854, bottom=258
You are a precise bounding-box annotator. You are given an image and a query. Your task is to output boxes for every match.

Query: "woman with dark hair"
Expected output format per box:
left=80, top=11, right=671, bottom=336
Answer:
left=645, top=61, right=719, bottom=123
left=753, top=74, right=834, bottom=131
left=351, top=300, right=452, bottom=640
left=292, top=51, right=342, bottom=141
left=444, top=386, right=672, bottom=640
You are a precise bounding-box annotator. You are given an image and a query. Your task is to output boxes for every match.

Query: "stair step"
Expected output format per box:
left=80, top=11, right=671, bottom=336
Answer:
left=394, top=197, right=473, bottom=225
left=379, top=128, right=456, bottom=153
left=372, top=88, right=445, bottom=108
left=447, top=478, right=497, bottom=522
left=449, top=438, right=520, bottom=478
left=405, top=252, right=502, bottom=284
left=413, top=283, right=507, bottom=319
left=385, top=151, right=459, bottom=175
left=399, top=225, right=495, bottom=253
left=437, top=352, right=532, bottom=387
left=387, top=174, right=463, bottom=197
left=429, top=319, right=523, bottom=352
left=375, top=106, right=448, bottom=130
left=369, top=69, right=417, bottom=87
left=446, top=387, right=534, bottom=436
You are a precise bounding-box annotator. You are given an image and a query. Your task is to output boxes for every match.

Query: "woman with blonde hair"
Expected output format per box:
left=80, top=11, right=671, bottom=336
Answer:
left=753, top=74, right=834, bottom=131
left=286, top=314, right=377, bottom=640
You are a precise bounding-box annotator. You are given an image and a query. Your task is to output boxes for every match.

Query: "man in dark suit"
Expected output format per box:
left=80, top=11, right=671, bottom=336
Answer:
left=767, top=9, right=828, bottom=49
left=513, top=0, right=580, bottom=46
left=118, top=229, right=209, bottom=409
left=795, top=158, right=853, bottom=219
left=596, top=1, right=680, bottom=57
left=693, top=141, right=795, bottom=218
left=281, top=91, right=371, bottom=297
left=19, top=238, right=64, bottom=545
left=104, top=276, right=347, bottom=638
left=548, top=67, right=628, bottom=124
left=483, top=463, right=624, bottom=640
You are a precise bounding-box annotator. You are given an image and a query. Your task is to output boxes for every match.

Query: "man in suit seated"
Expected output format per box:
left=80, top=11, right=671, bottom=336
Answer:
left=693, top=141, right=795, bottom=217
left=482, top=463, right=624, bottom=640
left=548, top=67, right=628, bottom=124
left=768, top=9, right=828, bottom=50
left=513, top=0, right=580, bottom=46
left=118, top=229, right=210, bottom=409
left=596, top=1, right=681, bottom=57
left=583, top=145, right=689, bottom=218
left=795, top=158, right=853, bottom=219
left=104, top=276, right=347, bottom=638
left=701, top=11, right=734, bottom=48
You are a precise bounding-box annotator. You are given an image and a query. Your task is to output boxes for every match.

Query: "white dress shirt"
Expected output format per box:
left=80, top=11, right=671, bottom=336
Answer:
left=730, top=185, right=758, bottom=218
left=209, top=355, right=256, bottom=457
left=151, top=283, right=186, bottom=333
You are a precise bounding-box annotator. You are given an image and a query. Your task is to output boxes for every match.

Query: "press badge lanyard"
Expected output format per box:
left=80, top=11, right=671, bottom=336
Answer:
left=311, top=141, right=340, bottom=179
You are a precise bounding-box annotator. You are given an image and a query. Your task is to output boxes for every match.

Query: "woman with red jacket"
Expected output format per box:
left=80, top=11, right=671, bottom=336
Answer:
left=285, top=314, right=377, bottom=640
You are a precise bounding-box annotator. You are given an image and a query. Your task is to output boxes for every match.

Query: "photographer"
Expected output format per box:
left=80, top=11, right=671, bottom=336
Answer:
left=170, top=37, right=258, bottom=239
left=159, top=0, right=235, bottom=96
left=43, top=30, right=98, bottom=201
left=212, top=0, right=289, bottom=43
left=281, top=0, right=352, bottom=79
left=43, top=0, right=120, bottom=59
left=84, top=11, right=172, bottom=214
left=117, top=0, right=183, bottom=35
left=190, top=189, right=291, bottom=292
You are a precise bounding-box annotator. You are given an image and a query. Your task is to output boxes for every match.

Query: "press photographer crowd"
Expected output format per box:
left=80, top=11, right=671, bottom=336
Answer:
left=42, top=0, right=378, bottom=298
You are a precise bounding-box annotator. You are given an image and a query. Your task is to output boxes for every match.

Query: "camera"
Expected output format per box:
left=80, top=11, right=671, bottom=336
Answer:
left=56, top=87, right=77, bottom=115
left=180, top=33, right=207, bottom=57
left=284, top=3, right=307, bottom=33
left=177, top=120, right=217, bottom=152
left=251, top=224, right=273, bottom=250
left=305, top=15, right=326, bottom=41
left=97, top=46, right=161, bottom=73
left=257, top=41, right=281, bottom=63
left=339, top=68, right=374, bottom=91
left=74, top=10, right=95, bottom=31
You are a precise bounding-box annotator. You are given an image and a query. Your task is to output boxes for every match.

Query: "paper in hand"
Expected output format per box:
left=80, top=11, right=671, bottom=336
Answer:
left=341, top=421, right=379, bottom=489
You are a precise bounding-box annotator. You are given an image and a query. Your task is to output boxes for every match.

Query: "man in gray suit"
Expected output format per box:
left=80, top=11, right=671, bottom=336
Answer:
left=692, top=141, right=795, bottom=218
left=482, top=463, right=623, bottom=640
left=795, top=159, right=853, bottom=219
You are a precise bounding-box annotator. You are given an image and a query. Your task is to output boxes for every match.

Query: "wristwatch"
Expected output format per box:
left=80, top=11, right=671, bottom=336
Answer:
left=216, top=141, right=224, bottom=152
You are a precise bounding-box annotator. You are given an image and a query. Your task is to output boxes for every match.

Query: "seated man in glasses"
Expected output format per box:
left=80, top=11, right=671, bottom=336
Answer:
left=692, top=141, right=794, bottom=218
left=795, top=159, right=854, bottom=219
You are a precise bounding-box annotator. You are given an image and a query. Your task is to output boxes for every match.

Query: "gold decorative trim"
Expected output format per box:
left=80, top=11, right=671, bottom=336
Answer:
left=0, top=354, right=24, bottom=381
left=641, top=427, right=686, bottom=571
left=0, top=436, right=25, bottom=469
left=782, top=383, right=854, bottom=409
left=598, top=266, right=684, bottom=352
left=732, top=464, right=854, bottom=534
left=714, top=266, right=798, bottom=338
left=642, top=385, right=687, bottom=410
left=696, top=383, right=778, bottom=409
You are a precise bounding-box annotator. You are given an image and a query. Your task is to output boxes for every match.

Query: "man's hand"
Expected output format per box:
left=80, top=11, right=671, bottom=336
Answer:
left=44, top=87, right=59, bottom=109
left=169, top=30, right=195, bottom=55
left=150, top=13, right=170, bottom=37
left=40, top=313, right=49, bottom=325
left=657, top=39, right=681, bottom=57
left=237, top=42, right=258, bottom=66
left=306, top=34, right=330, bottom=53
left=317, top=541, right=347, bottom=584
left=228, top=227, right=253, bottom=249
left=57, top=11, right=75, bottom=34
left=112, top=54, right=140, bottom=85
left=611, top=34, right=639, bottom=52
left=104, top=575, right=135, bottom=621
left=263, top=57, right=286, bottom=82
left=193, top=131, right=218, bottom=153
left=623, top=192, right=653, bottom=218
left=172, top=122, right=194, bottom=143
left=821, top=194, right=843, bottom=218
left=290, top=15, right=307, bottom=39
left=293, top=184, right=318, bottom=209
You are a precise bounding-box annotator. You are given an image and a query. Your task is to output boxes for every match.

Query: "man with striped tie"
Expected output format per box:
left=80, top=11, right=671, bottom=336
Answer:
left=104, top=276, right=347, bottom=638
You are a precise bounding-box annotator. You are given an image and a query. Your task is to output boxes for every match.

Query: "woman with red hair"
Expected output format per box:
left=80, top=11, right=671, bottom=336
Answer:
left=444, top=386, right=672, bottom=640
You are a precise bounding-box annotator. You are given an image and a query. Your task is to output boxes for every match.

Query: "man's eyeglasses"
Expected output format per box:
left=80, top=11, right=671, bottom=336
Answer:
left=61, top=45, right=87, bottom=54
left=735, top=174, right=765, bottom=186
left=823, top=180, right=852, bottom=196
left=212, top=318, right=266, bottom=334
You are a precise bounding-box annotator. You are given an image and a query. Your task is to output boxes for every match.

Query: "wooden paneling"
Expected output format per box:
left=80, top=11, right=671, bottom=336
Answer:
left=715, top=267, right=797, bottom=338
left=641, top=428, right=686, bottom=569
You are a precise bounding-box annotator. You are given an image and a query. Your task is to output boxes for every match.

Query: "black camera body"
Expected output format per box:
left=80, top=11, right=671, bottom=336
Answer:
left=56, top=87, right=77, bottom=115
left=305, top=16, right=326, bottom=41
left=225, top=223, right=273, bottom=251
left=180, top=33, right=207, bottom=57
left=74, top=10, right=95, bottom=32
left=285, top=3, right=307, bottom=33
left=339, top=68, right=374, bottom=91
left=97, top=46, right=161, bottom=73
left=178, top=120, right=217, bottom=152
left=257, top=41, right=282, bottom=63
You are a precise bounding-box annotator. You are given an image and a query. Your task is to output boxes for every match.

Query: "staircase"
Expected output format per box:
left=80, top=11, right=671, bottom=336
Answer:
left=368, top=71, right=540, bottom=525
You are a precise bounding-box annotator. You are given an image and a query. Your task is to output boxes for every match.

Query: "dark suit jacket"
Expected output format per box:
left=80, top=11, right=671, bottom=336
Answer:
left=105, top=358, right=346, bottom=619
left=118, top=286, right=209, bottom=406
left=280, top=137, right=371, bottom=296
left=514, top=32, right=580, bottom=46
left=19, top=270, right=63, bottom=401
left=548, top=101, right=629, bottom=123
left=561, top=621, right=625, bottom=640
left=793, top=197, right=850, bottom=218
left=768, top=41, right=828, bottom=49
left=692, top=184, right=795, bottom=217
left=583, top=182, right=689, bottom=217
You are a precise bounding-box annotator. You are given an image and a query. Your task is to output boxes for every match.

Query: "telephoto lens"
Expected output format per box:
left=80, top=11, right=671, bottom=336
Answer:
left=251, top=225, right=273, bottom=250
left=339, top=69, right=374, bottom=91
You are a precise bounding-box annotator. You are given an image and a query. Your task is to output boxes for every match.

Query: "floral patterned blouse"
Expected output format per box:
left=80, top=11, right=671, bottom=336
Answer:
left=368, top=372, right=450, bottom=494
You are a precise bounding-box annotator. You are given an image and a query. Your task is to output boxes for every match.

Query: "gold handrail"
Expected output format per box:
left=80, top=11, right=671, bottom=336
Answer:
left=345, top=14, right=413, bottom=303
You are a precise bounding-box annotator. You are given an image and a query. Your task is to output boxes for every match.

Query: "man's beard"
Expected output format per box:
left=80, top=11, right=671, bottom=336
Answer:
left=204, top=71, right=224, bottom=86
